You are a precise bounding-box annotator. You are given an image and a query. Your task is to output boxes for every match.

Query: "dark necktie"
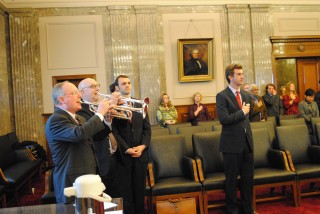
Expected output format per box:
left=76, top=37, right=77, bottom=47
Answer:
left=236, top=91, right=242, bottom=109
left=76, top=114, right=84, bottom=125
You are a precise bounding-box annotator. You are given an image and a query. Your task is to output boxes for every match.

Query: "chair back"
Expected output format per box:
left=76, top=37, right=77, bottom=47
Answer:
left=280, top=118, right=306, bottom=126
left=151, top=125, right=165, bottom=130
left=192, top=132, right=224, bottom=174
left=315, top=123, right=320, bottom=145
left=149, top=135, right=186, bottom=180
left=252, top=128, right=271, bottom=168
left=311, top=117, right=320, bottom=137
left=197, top=120, right=221, bottom=126
left=177, top=126, right=207, bottom=157
left=167, top=123, right=191, bottom=134
left=250, top=121, right=276, bottom=148
left=279, top=114, right=300, bottom=120
left=267, top=116, right=277, bottom=126
left=213, top=124, right=222, bottom=132
left=276, top=125, right=311, bottom=164
left=152, top=128, right=169, bottom=137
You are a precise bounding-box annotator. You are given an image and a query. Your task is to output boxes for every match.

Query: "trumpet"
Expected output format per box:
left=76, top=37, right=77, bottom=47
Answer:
left=97, top=93, right=149, bottom=119
left=80, top=100, right=133, bottom=120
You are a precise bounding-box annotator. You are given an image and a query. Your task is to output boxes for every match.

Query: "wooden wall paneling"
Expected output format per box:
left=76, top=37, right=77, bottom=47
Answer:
left=175, top=103, right=216, bottom=123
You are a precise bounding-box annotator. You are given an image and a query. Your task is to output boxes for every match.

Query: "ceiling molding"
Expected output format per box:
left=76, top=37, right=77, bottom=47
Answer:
left=0, top=0, right=320, bottom=9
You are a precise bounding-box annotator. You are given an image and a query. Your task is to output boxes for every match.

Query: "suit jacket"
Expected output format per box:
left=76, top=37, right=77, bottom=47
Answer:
left=249, top=95, right=268, bottom=122
left=216, top=87, right=253, bottom=153
left=262, top=93, right=284, bottom=117
left=184, top=58, right=208, bottom=76
left=77, top=103, right=113, bottom=178
left=111, top=101, right=151, bottom=164
left=45, top=108, right=105, bottom=203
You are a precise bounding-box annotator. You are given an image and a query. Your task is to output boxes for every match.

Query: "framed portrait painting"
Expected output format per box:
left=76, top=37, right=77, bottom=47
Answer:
left=178, top=38, right=214, bottom=82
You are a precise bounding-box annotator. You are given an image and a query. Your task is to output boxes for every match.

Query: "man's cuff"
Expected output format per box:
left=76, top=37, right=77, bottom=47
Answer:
left=95, top=113, right=104, bottom=121
left=242, top=109, right=246, bottom=115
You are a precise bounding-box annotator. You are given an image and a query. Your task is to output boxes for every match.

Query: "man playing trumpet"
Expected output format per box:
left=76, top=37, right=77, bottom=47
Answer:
left=77, top=78, right=123, bottom=198
left=45, top=81, right=115, bottom=203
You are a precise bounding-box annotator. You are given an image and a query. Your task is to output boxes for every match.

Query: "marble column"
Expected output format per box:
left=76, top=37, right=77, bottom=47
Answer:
left=226, top=5, right=254, bottom=84
left=135, top=6, right=164, bottom=125
left=108, top=6, right=140, bottom=96
left=0, top=10, right=14, bottom=135
left=9, top=11, right=46, bottom=146
left=250, top=5, right=273, bottom=89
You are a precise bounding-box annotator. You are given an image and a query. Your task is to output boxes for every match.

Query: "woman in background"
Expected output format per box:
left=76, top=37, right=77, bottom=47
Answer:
left=282, top=81, right=300, bottom=115
left=279, top=86, right=286, bottom=100
left=156, top=93, right=178, bottom=127
left=189, top=92, right=210, bottom=126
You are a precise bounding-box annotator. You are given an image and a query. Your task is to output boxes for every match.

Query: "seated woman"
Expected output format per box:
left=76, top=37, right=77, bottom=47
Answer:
left=156, top=93, right=178, bottom=127
left=249, top=84, right=268, bottom=122
left=189, top=92, right=210, bottom=126
left=283, top=81, right=300, bottom=115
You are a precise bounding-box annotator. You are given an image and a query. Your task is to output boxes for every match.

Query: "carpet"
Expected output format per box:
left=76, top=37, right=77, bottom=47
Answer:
left=4, top=174, right=320, bottom=214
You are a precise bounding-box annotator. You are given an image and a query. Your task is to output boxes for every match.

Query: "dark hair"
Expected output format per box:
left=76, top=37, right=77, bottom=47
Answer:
left=305, top=88, right=315, bottom=96
left=109, top=82, right=117, bottom=93
left=115, top=75, right=129, bottom=86
left=225, top=64, right=243, bottom=84
left=265, top=83, right=276, bottom=92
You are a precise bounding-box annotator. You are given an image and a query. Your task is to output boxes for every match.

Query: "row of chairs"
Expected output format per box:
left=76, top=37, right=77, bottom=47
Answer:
left=147, top=123, right=320, bottom=213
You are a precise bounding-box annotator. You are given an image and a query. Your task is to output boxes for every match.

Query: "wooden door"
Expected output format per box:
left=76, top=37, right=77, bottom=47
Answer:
left=297, top=58, right=320, bottom=101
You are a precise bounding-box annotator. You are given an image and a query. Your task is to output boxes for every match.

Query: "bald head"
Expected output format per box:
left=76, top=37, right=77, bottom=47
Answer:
left=78, top=78, right=100, bottom=102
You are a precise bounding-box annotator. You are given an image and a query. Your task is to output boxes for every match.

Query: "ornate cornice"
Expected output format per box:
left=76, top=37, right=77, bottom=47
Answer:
left=1, top=0, right=320, bottom=9
left=270, top=36, right=320, bottom=43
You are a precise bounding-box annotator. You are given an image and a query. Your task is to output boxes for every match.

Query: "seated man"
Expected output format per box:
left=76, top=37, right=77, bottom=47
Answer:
left=298, top=88, right=319, bottom=134
left=45, top=81, right=114, bottom=203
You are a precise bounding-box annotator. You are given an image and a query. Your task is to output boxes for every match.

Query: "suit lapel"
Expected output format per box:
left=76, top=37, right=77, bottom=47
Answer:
left=55, top=107, right=78, bottom=125
left=226, top=87, right=241, bottom=110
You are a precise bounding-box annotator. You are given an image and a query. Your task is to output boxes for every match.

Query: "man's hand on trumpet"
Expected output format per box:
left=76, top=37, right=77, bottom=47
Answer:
left=97, top=99, right=115, bottom=116
left=109, top=92, right=125, bottom=106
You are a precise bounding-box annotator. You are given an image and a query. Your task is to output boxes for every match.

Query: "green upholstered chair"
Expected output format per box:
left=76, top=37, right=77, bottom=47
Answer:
left=148, top=134, right=204, bottom=214
left=276, top=125, right=320, bottom=206
left=192, top=132, right=225, bottom=213
left=252, top=128, right=298, bottom=209
left=177, top=126, right=208, bottom=157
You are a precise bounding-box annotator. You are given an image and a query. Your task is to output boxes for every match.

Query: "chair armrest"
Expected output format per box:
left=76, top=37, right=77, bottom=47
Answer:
left=182, top=157, right=199, bottom=182
left=147, top=162, right=155, bottom=188
left=0, top=168, right=9, bottom=183
left=308, top=145, right=320, bottom=163
left=283, top=150, right=295, bottom=171
left=15, top=149, right=34, bottom=161
left=268, top=149, right=290, bottom=170
left=194, top=156, right=204, bottom=182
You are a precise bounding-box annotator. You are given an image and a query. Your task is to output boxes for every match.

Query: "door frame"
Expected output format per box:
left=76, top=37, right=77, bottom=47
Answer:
left=270, top=36, right=320, bottom=89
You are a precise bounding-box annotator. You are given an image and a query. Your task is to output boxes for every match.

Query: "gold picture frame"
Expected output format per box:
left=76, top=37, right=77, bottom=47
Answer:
left=178, top=38, right=214, bottom=82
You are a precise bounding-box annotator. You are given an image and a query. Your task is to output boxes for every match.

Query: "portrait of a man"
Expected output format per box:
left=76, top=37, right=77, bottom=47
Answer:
left=183, top=48, right=208, bottom=76
left=178, top=38, right=213, bottom=82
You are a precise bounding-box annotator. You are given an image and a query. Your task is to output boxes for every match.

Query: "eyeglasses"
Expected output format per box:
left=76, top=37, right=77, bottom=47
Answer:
left=64, top=91, right=80, bottom=96
left=82, top=84, right=100, bottom=89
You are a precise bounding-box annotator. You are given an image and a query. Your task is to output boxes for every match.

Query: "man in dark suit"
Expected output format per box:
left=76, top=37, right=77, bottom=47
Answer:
left=77, top=78, right=122, bottom=197
left=184, top=49, right=208, bottom=76
left=45, top=81, right=114, bottom=203
left=216, top=64, right=255, bottom=214
left=112, top=75, right=151, bottom=214
left=262, top=83, right=284, bottom=125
